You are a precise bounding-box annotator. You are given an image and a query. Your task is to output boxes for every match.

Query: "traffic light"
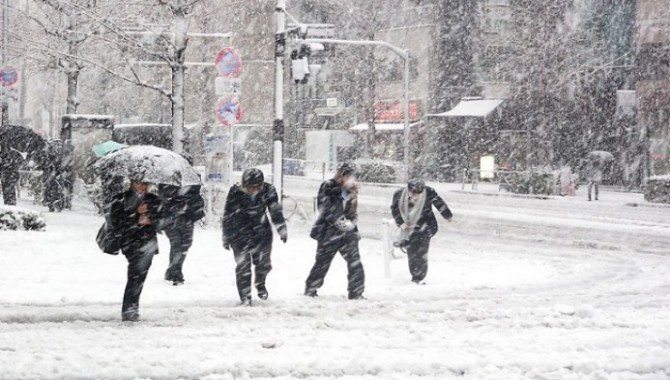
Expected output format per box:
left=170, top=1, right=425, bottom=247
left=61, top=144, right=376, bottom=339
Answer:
left=291, top=44, right=311, bottom=84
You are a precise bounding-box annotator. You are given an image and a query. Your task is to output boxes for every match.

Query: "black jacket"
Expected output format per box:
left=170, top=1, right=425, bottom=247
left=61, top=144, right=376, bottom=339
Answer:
left=110, top=189, right=163, bottom=251
left=158, top=184, right=206, bottom=229
left=310, top=179, right=358, bottom=242
left=222, top=182, right=286, bottom=246
left=390, top=186, right=452, bottom=237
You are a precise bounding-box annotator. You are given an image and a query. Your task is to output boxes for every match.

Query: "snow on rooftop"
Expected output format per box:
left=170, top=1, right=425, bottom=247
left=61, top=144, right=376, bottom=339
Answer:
left=62, top=114, right=115, bottom=120
left=349, top=122, right=422, bottom=131
left=428, top=99, right=504, bottom=118
left=114, top=124, right=170, bottom=128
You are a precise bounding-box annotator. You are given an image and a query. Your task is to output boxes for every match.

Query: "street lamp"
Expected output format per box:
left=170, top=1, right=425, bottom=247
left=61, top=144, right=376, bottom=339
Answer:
left=274, top=0, right=286, bottom=201
left=303, top=38, right=412, bottom=182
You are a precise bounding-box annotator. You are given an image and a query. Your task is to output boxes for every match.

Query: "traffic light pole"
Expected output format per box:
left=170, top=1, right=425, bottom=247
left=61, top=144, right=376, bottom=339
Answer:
left=1, top=0, right=9, bottom=126
left=303, top=38, right=411, bottom=182
left=274, top=0, right=286, bottom=202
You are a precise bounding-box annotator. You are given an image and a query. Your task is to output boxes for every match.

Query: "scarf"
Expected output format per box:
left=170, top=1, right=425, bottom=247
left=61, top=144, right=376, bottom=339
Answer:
left=397, top=186, right=426, bottom=242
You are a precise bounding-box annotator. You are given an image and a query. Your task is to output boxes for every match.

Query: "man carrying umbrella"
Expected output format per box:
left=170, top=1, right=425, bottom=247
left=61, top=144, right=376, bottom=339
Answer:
left=0, top=125, right=45, bottom=205
left=586, top=151, right=613, bottom=201
left=109, top=166, right=163, bottom=322
left=222, top=168, right=287, bottom=305
left=97, top=145, right=200, bottom=321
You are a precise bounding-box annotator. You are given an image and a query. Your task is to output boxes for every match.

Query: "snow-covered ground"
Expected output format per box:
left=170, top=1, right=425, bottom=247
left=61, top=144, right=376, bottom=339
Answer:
left=1, top=182, right=669, bottom=379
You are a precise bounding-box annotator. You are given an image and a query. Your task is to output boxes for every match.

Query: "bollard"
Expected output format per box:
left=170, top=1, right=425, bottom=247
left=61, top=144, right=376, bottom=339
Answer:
left=383, top=218, right=401, bottom=278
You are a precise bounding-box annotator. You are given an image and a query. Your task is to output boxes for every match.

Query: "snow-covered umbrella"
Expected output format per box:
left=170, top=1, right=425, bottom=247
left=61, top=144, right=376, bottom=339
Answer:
left=588, top=150, right=614, bottom=162
left=0, top=125, right=46, bottom=162
left=95, top=145, right=201, bottom=187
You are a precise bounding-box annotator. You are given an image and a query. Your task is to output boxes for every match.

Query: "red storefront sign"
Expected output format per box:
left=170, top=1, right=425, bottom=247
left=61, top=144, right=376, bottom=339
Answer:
left=372, top=100, right=421, bottom=122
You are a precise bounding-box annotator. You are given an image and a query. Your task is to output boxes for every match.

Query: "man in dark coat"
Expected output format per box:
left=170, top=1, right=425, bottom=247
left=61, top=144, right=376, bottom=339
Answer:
left=0, top=148, right=21, bottom=206
left=222, top=168, right=287, bottom=305
left=109, top=170, right=163, bottom=322
left=390, top=179, right=452, bottom=284
left=41, top=140, right=65, bottom=212
left=305, top=162, right=365, bottom=299
left=159, top=184, right=205, bottom=286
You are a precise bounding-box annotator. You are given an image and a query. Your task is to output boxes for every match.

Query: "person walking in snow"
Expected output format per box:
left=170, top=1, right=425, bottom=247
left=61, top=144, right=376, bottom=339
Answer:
left=390, top=179, right=452, bottom=285
left=222, top=168, right=287, bottom=305
left=585, top=160, right=604, bottom=201
left=109, top=168, right=163, bottom=322
left=158, top=184, right=205, bottom=286
left=305, top=162, right=365, bottom=300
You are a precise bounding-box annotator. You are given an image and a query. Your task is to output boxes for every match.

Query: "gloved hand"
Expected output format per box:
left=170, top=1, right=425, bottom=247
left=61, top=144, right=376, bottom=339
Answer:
left=280, top=233, right=288, bottom=243
left=334, top=217, right=355, bottom=232
left=223, top=242, right=230, bottom=250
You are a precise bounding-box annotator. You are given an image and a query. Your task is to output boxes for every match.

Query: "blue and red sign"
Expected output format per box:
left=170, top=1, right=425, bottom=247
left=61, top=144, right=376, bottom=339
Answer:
left=214, top=95, right=243, bottom=126
left=214, top=47, right=242, bottom=78
left=0, top=66, right=18, bottom=87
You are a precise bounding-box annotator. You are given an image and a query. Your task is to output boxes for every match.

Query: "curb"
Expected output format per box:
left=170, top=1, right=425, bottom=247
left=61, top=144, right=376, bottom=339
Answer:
left=450, top=190, right=554, bottom=200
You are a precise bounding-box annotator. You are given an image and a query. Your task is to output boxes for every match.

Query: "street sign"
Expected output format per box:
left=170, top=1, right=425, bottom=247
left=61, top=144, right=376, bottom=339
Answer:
left=0, top=66, right=19, bottom=87
left=205, top=132, right=230, bottom=182
left=215, top=77, right=242, bottom=96
left=214, top=47, right=242, bottom=78
left=214, top=95, right=243, bottom=126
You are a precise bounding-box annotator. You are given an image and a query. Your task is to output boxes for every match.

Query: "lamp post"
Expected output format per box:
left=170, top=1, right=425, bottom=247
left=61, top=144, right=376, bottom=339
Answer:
left=273, top=0, right=286, bottom=201
left=1, top=0, right=9, bottom=125
left=303, top=38, right=411, bottom=182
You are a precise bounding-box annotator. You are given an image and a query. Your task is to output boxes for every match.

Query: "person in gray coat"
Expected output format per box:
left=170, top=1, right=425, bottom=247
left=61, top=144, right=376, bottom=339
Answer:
left=390, top=179, right=452, bottom=284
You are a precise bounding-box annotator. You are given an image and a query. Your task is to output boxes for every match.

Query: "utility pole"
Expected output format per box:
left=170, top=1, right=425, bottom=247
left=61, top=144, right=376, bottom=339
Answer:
left=1, top=0, right=9, bottom=126
left=274, top=0, right=286, bottom=201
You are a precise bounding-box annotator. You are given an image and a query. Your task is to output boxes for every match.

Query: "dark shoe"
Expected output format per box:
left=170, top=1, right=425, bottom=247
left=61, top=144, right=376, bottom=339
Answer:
left=172, top=279, right=184, bottom=286
left=240, top=296, right=252, bottom=306
left=412, top=279, right=426, bottom=285
left=164, top=271, right=173, bottom=282
left=257, top=286, right=268, bottom=300
left=304, top=289, right=318, bottom=297
left=348, top=294, right=365, bottom=300
left=122, top=311, right=140, bottom=322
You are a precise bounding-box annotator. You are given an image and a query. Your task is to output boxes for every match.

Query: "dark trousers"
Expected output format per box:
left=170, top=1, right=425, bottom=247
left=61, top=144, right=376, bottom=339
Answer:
left=407, top=231, right=431, bottom=282
left=305, top=235, right=365, bottom=297
left=232, top=240, right=272, bottom=300
left=1, top=170, right=18, bottom=206
left=588, top=181, right=600, bottom=201
left=122, top=238, right=157, bottom=315
left=164, top=221, right=194, bottom=282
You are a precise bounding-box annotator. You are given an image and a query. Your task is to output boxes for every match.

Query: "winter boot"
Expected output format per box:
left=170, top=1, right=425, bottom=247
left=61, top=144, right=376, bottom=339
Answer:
left=122, top=310, right=140, bottom=322
left=257, top=285, right=268, bottom=300
left=240, top=295, right=252, bottom=306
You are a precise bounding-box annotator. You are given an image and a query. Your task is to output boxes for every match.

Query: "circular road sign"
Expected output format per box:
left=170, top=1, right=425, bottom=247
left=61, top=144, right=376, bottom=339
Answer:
left=214, top=47, right=242, bottom=78
left=0, top=66, right=19, bottom=87
left=214, top=95, right=243, bottom=126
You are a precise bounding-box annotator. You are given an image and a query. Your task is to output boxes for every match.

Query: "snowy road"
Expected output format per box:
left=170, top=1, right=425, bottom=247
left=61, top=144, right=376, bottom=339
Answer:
left=0, top=184, right=669, bottom=379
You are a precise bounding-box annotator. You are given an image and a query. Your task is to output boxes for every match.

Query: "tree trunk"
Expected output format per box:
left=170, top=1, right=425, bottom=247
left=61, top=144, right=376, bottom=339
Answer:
left=66, top=68, right=79, bottom=114
left=65, top=9, right=79, bottom=114
left=171, top=10, right=188, bottom=154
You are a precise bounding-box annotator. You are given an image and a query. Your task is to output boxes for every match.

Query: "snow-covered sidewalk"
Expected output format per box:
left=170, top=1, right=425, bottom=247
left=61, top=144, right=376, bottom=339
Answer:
left=0, top=191, right=669, bottom=379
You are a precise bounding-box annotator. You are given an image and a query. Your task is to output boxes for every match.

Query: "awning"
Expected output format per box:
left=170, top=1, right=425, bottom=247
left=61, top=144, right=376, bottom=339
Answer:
left=426, top=99, right=503, bottom=118
left=349, top=122, right=422, bottom=131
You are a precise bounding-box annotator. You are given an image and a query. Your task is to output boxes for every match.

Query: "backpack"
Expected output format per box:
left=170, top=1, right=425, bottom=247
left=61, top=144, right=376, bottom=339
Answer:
left=96, top=220, right=121, bottom=255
